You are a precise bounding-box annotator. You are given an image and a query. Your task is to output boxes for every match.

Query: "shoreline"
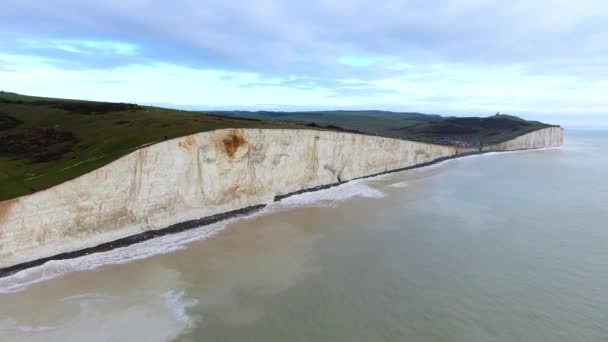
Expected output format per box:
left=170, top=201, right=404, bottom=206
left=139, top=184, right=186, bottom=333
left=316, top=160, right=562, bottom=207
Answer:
left=0, top=147, right=554, bottom=279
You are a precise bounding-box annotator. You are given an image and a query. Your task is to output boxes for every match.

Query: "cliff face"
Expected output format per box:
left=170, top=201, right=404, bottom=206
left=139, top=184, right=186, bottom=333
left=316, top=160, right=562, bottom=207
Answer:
left=484, top=126, right=564, bottom=151
left=0, top=127, right=563, bottom=269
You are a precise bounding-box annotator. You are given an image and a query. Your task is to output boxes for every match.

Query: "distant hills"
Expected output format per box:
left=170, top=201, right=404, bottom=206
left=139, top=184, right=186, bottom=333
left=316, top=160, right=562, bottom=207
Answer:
left=207, top=110, right=442, bottom=135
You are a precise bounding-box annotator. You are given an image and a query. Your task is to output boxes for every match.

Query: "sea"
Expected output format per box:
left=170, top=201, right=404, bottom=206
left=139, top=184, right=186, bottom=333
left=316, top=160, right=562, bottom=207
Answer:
left=1, top=129, right=607, bottom=342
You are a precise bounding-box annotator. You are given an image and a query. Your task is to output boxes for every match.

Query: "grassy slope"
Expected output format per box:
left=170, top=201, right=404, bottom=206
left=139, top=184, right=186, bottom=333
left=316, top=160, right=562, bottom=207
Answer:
left=0, top=92, right=290, bottom=201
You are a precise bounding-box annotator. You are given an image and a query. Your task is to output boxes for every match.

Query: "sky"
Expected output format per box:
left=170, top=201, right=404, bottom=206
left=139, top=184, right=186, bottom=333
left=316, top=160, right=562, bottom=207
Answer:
left=1, top=0, right=607, bottom=125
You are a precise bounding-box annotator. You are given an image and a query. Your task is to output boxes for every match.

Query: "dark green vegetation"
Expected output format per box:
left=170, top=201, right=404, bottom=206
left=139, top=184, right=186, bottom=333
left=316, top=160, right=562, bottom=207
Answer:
left=0, top=92, right=289, bottom=201
left=390, top=115, right=557, bottom=146
left=208, top=110, right=441, bottom=135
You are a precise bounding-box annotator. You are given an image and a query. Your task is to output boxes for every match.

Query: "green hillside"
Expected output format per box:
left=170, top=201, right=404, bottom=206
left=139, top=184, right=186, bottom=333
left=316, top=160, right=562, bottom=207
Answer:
left=0, top=92, right=289, bottom=201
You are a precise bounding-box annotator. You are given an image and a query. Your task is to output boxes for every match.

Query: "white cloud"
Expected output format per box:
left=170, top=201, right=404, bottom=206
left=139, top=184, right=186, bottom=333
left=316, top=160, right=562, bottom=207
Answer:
left=20, top=39, right=138, bottom=56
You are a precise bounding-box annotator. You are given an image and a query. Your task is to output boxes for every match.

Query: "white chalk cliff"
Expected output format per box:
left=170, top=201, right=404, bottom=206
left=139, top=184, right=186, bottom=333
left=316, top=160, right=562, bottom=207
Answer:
left=482, top=126, right=564, bottom=151
left=0, top=127, right=563, bottom=269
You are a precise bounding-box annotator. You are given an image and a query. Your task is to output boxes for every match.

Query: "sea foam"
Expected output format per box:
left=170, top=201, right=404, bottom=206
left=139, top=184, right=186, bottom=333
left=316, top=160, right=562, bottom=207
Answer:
left=272, top=179, right=386, bottom=210
left=0, top=222, right=227, bottom=293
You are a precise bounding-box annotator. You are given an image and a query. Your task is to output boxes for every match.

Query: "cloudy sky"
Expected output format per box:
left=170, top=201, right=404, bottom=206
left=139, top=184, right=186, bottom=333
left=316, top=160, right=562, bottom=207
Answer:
left=1, top=0, right=607, bottom=124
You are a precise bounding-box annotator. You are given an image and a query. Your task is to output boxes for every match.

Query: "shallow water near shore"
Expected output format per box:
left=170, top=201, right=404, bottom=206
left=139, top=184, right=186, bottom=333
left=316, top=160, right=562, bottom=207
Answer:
left=1, top=129, right=607, bottom=341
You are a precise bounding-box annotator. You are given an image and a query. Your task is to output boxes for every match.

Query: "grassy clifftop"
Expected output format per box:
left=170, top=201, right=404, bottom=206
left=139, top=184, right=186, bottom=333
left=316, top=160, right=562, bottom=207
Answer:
left=0, top=92, right=288, bottom=201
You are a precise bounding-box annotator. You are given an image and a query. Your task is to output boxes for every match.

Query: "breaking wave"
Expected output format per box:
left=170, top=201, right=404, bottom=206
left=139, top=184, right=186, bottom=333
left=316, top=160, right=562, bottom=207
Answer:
left=162, top=290, right=200, bottom=330
left=388, top=181, right=409, bottom=188
left=272, top=179, right=386, bottom=209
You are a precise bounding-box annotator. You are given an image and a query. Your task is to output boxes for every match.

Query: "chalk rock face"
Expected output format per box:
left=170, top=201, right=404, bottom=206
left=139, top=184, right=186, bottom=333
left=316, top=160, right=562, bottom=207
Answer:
left=0, top=127, right=563, bottom=268
left=484, top=126, right=564, bottom=151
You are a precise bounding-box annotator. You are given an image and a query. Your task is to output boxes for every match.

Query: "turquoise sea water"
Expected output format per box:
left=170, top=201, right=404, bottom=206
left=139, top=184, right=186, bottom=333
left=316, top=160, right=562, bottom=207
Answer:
left=1, top=129, right=607, bottom=341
